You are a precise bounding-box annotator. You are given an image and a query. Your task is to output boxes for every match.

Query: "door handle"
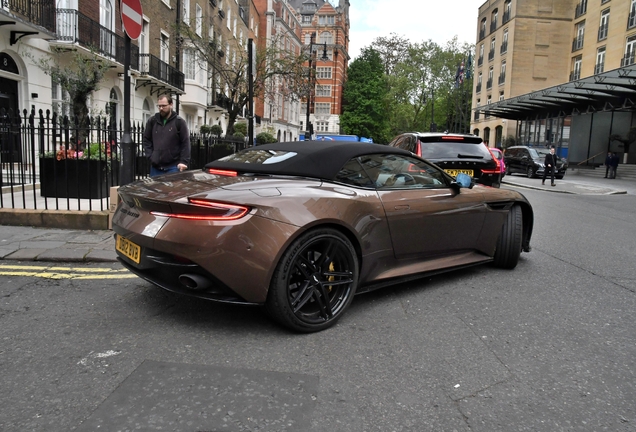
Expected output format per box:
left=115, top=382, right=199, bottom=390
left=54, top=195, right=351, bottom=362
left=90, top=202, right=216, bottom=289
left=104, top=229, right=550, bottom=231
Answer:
left=394, top=205, right=410, bottom=210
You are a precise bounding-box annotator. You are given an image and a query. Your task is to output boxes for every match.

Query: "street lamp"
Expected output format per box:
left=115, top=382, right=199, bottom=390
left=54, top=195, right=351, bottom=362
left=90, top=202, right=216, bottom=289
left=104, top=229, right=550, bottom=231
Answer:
left=305, top=33, right=328, bottom=140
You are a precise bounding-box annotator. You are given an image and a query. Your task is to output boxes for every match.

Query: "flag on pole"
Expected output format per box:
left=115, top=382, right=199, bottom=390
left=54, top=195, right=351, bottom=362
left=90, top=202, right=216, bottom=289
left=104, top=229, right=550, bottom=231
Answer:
left=465, top=53, right=472, bottom=80
left=455, top=61, right=465, bottom=87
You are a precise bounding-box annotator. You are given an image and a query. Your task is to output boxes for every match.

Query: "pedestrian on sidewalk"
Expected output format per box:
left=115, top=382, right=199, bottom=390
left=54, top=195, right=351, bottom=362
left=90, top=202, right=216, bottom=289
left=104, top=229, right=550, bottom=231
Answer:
left=143, top=94, right=190, bottom=177
left=604, top=151, right=612, bottom=178
left=608, top=152, right=619, bottom=179
left=542, top=146, right=557, bottom=186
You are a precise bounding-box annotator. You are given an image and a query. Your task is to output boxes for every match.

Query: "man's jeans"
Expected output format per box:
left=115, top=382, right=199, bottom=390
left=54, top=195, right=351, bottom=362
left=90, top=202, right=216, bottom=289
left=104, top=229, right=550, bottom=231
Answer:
left=150, top=164, right=179, bottom=177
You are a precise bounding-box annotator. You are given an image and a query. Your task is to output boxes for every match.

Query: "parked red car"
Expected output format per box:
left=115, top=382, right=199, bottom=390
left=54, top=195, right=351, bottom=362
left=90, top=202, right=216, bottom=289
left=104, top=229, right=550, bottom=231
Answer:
left=489, top=148, right=506, bottom=179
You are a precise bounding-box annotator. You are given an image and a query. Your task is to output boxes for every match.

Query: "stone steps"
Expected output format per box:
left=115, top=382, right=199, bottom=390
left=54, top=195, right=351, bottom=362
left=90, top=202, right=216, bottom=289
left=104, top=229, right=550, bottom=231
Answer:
left=569, top=164, right=636, bottom=180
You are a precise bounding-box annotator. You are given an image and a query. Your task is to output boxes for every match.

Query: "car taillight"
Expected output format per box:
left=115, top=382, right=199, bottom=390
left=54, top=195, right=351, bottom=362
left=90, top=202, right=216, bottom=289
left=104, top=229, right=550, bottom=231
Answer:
left=487, top=148, right=501, bottom=171
left=481, top=168, right=500, bottom=174
left=151, top=199, right=250, bottom=221
left=206, top=168, right=238, bottom=176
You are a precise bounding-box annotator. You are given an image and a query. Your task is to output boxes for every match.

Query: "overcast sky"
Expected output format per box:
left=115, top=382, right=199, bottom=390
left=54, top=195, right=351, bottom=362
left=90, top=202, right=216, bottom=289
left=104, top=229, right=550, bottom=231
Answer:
left=348, top=0, right=480, bottom=60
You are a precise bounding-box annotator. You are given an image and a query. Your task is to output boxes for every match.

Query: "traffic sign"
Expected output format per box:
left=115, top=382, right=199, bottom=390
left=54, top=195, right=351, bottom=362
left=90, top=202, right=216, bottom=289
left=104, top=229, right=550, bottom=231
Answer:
left=121, top=0, right=143, bottom=40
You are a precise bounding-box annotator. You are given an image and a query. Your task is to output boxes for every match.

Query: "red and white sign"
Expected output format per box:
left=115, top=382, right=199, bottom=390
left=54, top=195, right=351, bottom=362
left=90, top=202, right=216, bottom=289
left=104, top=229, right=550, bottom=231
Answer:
left=121, top=0, right=143, bottom=40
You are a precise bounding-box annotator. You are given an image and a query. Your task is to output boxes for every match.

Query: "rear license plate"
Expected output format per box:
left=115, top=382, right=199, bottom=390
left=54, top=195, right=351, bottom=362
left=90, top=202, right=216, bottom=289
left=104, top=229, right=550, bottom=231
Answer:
left=444, top=169, right=473, bottom=177
left=116, top=235, right=141, bottom=264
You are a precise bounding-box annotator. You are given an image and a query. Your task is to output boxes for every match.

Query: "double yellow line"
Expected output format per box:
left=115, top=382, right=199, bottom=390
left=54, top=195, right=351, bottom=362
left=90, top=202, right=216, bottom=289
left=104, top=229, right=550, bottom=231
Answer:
left=0, top=264, right=139, bottom=280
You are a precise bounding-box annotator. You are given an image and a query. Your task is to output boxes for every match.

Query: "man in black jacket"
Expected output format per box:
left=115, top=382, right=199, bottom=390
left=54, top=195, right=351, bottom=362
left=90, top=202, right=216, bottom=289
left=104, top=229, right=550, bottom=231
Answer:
left=143, top=94, right=190, bottom=177
left=542, top=146, right=557, bottom=186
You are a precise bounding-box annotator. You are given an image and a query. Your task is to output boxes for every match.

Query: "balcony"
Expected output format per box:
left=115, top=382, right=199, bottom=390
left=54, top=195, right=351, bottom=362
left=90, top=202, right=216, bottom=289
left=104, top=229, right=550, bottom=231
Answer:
left=622, top=53, right=635, bottom=67
left=575, top=2, right=587, bottom=18
left=490, top=21, right=497, bottom=33
left=502, top=11, right=510, bottom=24
left=572, top=36, right=584, bottom=52
left=498, top=74, right=506, bottom=85
left=53, top=9, right=139, bottom=70
left=598, top=24, right=608, bottom=41
left=136, top=54, right=184, bottom=93
left=0, top=0, right=56, bottom=44
left=207, top=91, right=233, bottom=113
left=569, top=70, right=581, bottom=81
left=479, top=29, right=486, bottom=40
left=500, top=42, right=508, bottom=55
left=486, top=78, right=493, bottom=89
left=488, top=49, right=495, bottom=61
left=477, top=56, right=483, bottom=67
left=629, top=10, right=636, bottom=29
left=476, top=83, right=482, bottom=93
left=594, top=62, right=604, bottom=75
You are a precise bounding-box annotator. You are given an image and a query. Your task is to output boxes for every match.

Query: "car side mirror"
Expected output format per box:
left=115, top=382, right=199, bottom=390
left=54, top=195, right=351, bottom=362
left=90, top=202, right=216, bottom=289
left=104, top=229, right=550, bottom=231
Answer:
left=451, top=172, right=474, bottom=190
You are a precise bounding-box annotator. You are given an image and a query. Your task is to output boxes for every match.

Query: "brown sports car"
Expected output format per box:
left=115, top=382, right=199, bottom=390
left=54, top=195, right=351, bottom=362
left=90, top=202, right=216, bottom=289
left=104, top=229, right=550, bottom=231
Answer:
left=113, top=141, right=533, bottom=332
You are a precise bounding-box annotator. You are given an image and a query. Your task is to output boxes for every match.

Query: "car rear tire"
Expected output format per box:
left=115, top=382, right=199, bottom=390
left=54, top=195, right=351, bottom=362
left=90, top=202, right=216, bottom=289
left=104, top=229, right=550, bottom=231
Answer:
left=265, top=228, right=359, bottom=332
left=505, top=165, right=511, bottom=176
left=526, top=167, right=535, bottom=178
left=492, top=205, right=523, bottom=269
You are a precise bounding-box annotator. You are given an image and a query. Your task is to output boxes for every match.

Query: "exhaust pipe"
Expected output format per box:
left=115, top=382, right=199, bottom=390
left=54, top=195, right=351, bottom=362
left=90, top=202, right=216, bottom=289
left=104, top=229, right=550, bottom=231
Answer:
left=178, top=274, right=212, bottom=290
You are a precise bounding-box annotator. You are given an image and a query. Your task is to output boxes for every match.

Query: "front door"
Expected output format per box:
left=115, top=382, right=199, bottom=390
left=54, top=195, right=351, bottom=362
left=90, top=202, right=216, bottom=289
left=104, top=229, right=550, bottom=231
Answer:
left=0, top=74, right=21, bottom=163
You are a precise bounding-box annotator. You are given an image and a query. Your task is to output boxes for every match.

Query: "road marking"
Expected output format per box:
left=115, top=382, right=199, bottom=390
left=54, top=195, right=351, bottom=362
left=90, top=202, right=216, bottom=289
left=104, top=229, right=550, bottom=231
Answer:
left=0, top=264, right=138, bottom=280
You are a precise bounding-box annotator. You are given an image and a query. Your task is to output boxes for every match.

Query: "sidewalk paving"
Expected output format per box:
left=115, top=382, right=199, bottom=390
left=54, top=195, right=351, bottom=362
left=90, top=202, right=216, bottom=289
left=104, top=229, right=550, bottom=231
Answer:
left=0, top=171, right=632, bottom=264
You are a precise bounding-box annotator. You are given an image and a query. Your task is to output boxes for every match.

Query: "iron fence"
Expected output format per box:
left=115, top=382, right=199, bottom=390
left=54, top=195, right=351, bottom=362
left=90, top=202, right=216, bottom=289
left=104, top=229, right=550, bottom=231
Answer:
left=0, top=107, right=244, bottom=211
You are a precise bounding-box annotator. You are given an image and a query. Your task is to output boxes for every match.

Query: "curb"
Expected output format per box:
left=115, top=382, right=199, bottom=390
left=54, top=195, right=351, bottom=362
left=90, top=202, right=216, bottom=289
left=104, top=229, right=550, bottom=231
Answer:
left=0, top=209, right=110, bottom=230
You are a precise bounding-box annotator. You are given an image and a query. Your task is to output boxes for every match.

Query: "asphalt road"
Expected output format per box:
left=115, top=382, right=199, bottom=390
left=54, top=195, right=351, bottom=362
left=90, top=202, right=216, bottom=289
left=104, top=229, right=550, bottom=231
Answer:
left=1, top=185, right=635, bottom=432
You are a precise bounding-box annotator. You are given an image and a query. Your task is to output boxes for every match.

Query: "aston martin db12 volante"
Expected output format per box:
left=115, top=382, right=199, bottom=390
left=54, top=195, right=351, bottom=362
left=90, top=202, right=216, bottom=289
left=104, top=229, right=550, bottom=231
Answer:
left=113, top=141, right=533, bottom=332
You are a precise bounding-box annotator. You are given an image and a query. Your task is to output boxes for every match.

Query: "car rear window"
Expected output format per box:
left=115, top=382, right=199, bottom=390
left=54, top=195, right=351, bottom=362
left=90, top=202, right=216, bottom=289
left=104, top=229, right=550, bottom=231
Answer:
left=417, top=137, right=492, bottom=160
left=218, top=149, right=298, bottom=164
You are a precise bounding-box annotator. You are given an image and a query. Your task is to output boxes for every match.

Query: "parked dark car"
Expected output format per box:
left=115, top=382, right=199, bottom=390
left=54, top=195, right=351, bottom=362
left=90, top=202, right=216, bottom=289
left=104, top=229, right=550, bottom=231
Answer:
left=504, top=146, right=568, bottom=179
left=113, top=141, right=533, bottom=333
left=388, top=132, right=502, bottom=187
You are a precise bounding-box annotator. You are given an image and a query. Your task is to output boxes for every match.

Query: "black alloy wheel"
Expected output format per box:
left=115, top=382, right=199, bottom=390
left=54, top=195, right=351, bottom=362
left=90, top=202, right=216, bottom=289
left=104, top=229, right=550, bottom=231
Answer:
left=526, top=167, right=535, bottom=178
left=266, top=228, right=359, bottom=332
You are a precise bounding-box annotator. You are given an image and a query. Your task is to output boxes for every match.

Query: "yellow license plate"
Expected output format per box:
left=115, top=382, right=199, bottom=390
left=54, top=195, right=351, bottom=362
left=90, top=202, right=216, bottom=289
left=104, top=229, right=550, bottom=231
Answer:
left=445, top=169, right=474, bottom=177
left=116, top=235, right=141, bottom=264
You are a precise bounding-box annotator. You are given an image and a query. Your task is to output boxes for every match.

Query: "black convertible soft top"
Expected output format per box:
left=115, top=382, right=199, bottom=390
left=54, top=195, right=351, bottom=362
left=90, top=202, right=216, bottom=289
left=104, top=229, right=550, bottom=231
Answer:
left=204, top=141, right=413, bottom=180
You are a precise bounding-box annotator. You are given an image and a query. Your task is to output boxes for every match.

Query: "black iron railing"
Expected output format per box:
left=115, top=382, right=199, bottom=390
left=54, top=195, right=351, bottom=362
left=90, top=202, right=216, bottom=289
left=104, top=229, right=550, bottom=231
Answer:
left=4, top=0, right=56, bottom=32
left=0, top=107, right=242, bottom=210
left=138, top=54, right=185, bottom=91
left=572, top=36, right=584, bottom=52
left=575, top=1, right=587, bottom=18
left=55, top=9, right=139, bottom=69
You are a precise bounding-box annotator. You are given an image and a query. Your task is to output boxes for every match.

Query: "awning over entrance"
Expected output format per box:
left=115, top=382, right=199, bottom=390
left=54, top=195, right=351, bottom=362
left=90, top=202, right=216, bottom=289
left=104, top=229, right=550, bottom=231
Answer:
left=479, top=65, right=636, bottom=120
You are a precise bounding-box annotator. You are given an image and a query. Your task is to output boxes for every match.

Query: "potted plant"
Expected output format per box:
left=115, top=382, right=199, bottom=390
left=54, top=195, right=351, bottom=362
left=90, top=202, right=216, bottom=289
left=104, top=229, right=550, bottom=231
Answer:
left=39, top=141, right=119, bottom=199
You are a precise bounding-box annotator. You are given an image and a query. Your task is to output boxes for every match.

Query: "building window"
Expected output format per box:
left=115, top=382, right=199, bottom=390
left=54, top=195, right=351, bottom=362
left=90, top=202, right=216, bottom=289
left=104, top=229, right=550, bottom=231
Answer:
left=490, top=9, right=498, bottom=33
left=316, top=67, right=332, bottom=79
left=480, top=17, right=487, bottom=39
left=503, top=0, right=511, bottom=23
left=573, top=21, right=585, bottom=51
left=499, top=61, right=506, bottom=84
left=575, top=0, right=587, bottom=18
left=571, top=55, right=582, bottom=80
left=478, top=44, right=484, bottom=66
left=319, top=32, right=333, bottom=45
left=196, top=4, right=202, bottom=36
left=51, top=79, right=70, bottom=117
left=315, top=103, right=331, bottom=115
left=476, top=72, right=482, bottom=93
left=623, top=35, right=636, bottom=66
left=595, top=46, right=605, bottom=74
left=499, top=91, right=505, bottom=101
left=501, top=29, right=508, bottom=54
left=183, top=0, right=190, bottom=24
left=629, top=0, right=636, bottom=29
left=160, top=32, right=169, bottom=64
left=318, top=15, right=335, bottom=25
left=598, top=9, right=609, bottom=40
left=489, top=37, right=496, bottom=61
left=316, top=85, right=331, bottom=97
left=316, top=121, right=329, bottom=132
left=184, top=48, right=196, bottom=80
left=487, top=66, right=493, bottom=89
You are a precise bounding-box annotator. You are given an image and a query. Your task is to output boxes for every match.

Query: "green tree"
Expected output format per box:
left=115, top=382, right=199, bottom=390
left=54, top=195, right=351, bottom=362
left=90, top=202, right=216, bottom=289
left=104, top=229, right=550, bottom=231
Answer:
left=340, top=48, right=391, bottom=143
